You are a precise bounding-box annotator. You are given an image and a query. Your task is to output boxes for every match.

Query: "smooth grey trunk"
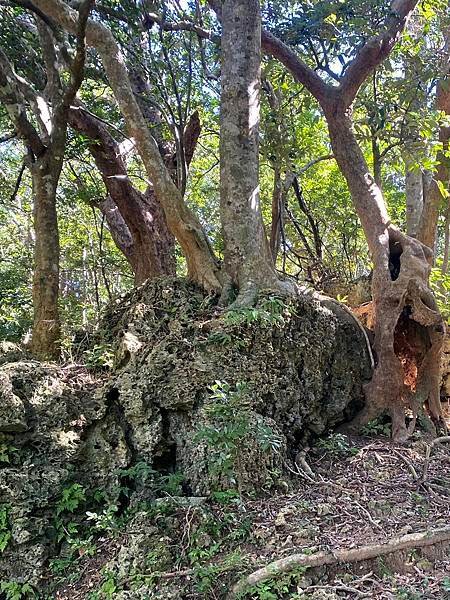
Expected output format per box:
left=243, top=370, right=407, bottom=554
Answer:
left=220, top=0, right=285, bottom=304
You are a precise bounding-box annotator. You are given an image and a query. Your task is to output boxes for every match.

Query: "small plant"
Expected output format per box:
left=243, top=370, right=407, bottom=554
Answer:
left=361, top=418, right=391, bottom=437
left=0, top=582, right=35, bottom=600
left=195, top=381, right=282, bottom=490
left=56, top=483, right=86, bottom=516
left=0, top=438, right=18, bottom=464
left=97, top=570, right=118, bottom=598
left=86, top=504, right=120, bottom=533
left=206, top=331, right=233, bottom=345
left=315, top=433, right=358, bottom=456
left=0, top=504, right=12, bottom=553
left=83, top=344, right=114, bottom=369
left=224, top=296, right=292, bottom=329
left=240, top=566, right=309, bottom=599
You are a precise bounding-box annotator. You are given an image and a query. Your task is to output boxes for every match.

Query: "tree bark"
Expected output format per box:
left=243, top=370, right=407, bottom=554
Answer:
left=326, top=109, right=445, bottom=440
left=372, top=134, right=383, bottom=189
left=417, top=74, right=450, bottom=248
left=68, top=107, right=175, bottom=284
left=29, top=156, right=61, bottom=359
left=404, top=154, right=424, bottom=237
left=260, top=0, right=447, bottom=440
left=33, top=0, right=222, bottom=292
left=269, top=167, right=283, bottom=261
left=219, top=0, right=289, bottom=304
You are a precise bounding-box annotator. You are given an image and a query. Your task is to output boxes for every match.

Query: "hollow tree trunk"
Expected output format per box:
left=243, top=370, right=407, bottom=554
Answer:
left=220, top=0, right=288, bottom=304
left=326, top=109, right=446, bottom=440
left=30, top=156, right=61, bottom=359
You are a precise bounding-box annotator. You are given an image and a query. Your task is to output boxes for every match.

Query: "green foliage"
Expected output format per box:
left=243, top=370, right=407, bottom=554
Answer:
left=238, top=566, right=309, bottom=599
left=56, top=483, right=86, bottom=517
left=361, top=418, right=391, bottom=437
left=83, top=344, right=115, bottom=370
left=118, top=461, right=185, bottom=497
left=0, top=582, right=35, bottom=600
left=195, top=381, right=283, bottom=490
left=224, top=296, right=293, bottom=328
left=0, top=504, right=11, bottom=553
left=0, top=437, right=18, bottom=464
left=429, top=262, right=450, bottom=323
left=315, top=433, right=358, bottom=456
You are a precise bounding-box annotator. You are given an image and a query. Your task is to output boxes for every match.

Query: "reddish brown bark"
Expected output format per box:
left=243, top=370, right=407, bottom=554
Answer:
left=68, top=107, right=178, bottom=284
left=34, top=0, right=222, bottom=292
left=263, top=0, right=447, bottom=438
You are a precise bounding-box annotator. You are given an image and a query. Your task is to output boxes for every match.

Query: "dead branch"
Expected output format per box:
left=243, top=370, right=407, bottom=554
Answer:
left=229, top=527, right=450, bottom=599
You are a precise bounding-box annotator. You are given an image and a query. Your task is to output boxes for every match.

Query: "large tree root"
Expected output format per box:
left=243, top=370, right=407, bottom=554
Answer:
left=228, top=527, right=450, bottom=599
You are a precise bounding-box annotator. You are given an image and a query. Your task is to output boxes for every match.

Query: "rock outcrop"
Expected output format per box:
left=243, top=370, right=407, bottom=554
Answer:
left=0, top=278, right=372, bottom=587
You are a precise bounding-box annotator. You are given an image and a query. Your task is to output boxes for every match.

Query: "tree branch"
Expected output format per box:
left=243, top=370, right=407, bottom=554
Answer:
left=338, top=0, right=419, bottom=109
left=0, top=48, right=45, bottom=157
left=229, top=527, right=450, bottom=599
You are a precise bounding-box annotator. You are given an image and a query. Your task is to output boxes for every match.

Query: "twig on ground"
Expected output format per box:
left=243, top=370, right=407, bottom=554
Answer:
left=391, top=448, right=419, bottom=480
left=228, top=527, right=450, bottom=599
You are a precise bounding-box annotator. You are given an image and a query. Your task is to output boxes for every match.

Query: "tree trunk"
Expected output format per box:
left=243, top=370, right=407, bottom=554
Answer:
left=33, top=0, right=222, bottom=292
left=372, top=135, right=382, bottom=189
left=270, top=167, right=283, bottom=262
left=404, top=154, right=424, bottom=237
left=326, top=109, right=446, bottom=440
left=220, top=0, right=288, bottom=304
left=30, top=156, right=61, bottom=359
left=68, top=107, right=175, bottom=284
left=417, top=45, right=450, bottom=249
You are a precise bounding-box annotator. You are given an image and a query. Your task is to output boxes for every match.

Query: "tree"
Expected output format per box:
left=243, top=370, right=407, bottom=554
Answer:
left=260, top=0, right=446, bottom=439
left=32, top=0, right=223, bottom=293
left=0, top=1, right=93, bottom=358
left=67, top=107, right=201, bottom=284
left=218, top=0, right=292, bottom=305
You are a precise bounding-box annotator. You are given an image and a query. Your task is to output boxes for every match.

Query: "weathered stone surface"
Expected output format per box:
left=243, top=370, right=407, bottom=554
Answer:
left=101, top=278, right=372, bottom=495
left=0, top=277, right=372, bottom=587
left=0, top=362, right=128, bottom=585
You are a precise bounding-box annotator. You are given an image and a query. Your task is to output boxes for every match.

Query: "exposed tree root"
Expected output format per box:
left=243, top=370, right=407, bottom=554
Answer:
left=229, top=527, right=450, bottom=599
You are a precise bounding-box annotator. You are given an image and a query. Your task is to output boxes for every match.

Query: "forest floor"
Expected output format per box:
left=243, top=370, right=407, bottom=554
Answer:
left=52, top=426, right=450, bottom=600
